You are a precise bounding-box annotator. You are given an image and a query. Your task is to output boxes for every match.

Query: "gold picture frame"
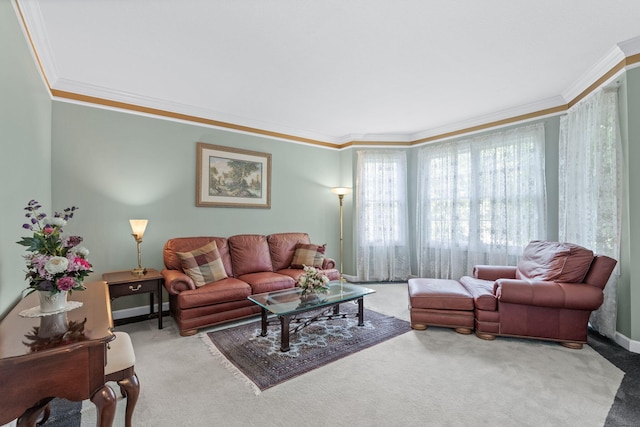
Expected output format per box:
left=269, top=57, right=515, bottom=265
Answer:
left=196, top=143, right=271, bottom=208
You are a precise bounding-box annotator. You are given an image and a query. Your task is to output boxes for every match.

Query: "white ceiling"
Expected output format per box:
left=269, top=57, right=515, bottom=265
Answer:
left=16, top=0, right=640, bottom=145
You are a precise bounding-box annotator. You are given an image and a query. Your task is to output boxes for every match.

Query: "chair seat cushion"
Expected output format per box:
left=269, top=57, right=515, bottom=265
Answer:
left=106, top=332, right=135, bottom=375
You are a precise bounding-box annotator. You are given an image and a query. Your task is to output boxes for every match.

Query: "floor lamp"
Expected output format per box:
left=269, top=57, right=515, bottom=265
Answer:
left=331, top=187, right=351, bottom=279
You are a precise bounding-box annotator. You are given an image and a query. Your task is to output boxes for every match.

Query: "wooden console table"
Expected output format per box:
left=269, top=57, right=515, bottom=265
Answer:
left=0, top=281, right=117, bottom=426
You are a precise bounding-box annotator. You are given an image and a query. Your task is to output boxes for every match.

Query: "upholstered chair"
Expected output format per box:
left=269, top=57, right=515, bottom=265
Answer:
left=459, top=240, right=617, bottom=349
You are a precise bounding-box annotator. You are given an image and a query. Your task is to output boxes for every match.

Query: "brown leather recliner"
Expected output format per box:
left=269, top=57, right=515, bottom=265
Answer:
left=459, top=240, right=617, bottom=349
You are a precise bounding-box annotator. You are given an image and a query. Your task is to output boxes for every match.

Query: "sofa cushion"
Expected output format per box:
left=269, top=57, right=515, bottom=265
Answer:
left=228, top=234, right=273, bottom=276
left=516, top=240, right=594, bottom=283
left=237, top=271, right=296, bottom=294
left=267, top=232, right=310, bottom=271
left=164, top=236, right=233, bottom=277
left=176, top=277, right=252, bottom=309
left=176, top=240, right=228, bottom=287
left=290, top=243, right=326, bottom=268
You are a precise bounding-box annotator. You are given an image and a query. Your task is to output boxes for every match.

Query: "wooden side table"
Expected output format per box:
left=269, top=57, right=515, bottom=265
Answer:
left=102, top=268, right=164, bottom=329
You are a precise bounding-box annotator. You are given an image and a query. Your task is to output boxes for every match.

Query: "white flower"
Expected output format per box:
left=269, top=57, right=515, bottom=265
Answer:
left=45, top=256, right=69, bottom=274
left=51, top=217, right=67, bottom=227
left=74, top=246, right=90, bottom=257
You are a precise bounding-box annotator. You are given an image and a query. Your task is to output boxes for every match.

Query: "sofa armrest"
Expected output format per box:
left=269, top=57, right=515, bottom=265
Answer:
left=495, top=279, right=604, bottom=311
left=322, top=257, right=336, bottom=270
left=161, top=268, right=196, bottom=295
left=473, top=265, right=517, bottom=281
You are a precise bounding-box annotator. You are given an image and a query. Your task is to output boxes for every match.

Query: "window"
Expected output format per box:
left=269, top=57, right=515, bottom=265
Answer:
left=355, top=150, right=410, bottom=281
left=416, top=123, right=546, bottom=278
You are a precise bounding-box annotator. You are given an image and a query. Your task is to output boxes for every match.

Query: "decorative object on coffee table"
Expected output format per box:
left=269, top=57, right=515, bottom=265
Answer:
left=297, top=265, right=330, bottom=295
left=17, top=200, right=93, bottom=313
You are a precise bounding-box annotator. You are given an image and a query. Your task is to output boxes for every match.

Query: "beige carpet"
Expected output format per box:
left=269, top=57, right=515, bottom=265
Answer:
left=81, top=283, right=623, bottom=427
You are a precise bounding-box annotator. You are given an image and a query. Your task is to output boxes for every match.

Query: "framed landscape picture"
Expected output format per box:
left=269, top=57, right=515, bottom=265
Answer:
left=196, top=143, right=271, bottom=208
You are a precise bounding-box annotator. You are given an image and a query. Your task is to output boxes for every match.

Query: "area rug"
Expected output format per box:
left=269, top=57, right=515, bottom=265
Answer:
left=203, top=303, right=410, bottom=393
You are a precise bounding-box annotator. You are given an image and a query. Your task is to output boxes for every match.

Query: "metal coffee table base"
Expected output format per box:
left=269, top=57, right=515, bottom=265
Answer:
left=260, top=298, right=365, bottom=352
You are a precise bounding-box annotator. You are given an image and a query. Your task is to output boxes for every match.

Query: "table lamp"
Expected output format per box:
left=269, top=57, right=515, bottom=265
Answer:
left=129, top=219, right=148, bottom=275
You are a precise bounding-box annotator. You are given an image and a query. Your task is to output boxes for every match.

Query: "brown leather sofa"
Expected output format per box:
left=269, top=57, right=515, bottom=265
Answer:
left=162, top=232, right=340, bottom=336
left=459, top=240, right=617, bottom=348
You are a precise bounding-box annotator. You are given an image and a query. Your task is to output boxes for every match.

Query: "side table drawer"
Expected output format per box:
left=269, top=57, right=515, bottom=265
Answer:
left=108, top=279, right=158, bottom=298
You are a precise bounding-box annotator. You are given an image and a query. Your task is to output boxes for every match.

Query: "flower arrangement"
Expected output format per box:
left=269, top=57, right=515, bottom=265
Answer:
left=297, top=265, right=330, bottom=295
left=17, top=200, right=93, bottom=295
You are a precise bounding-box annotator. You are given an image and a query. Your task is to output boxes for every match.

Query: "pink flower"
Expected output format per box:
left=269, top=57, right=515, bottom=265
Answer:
left=43, top=227, right=54, bottom=235
left=57, top=276, right=76, bottom=291
left=74, top=257, right=92, bottom=269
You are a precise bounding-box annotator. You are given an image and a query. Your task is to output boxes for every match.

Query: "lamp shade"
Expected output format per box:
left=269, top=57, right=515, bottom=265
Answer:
left=129, top=219, right=148, bottom=239
left=331, top=187, right=351, bottom=196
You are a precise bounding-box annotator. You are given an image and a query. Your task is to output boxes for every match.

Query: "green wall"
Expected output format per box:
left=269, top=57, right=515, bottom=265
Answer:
left=617, top=67, right=640, bottom=342
left=50, top=103, right=343, bottom=310
left=0, top=1, right=52, bottom=316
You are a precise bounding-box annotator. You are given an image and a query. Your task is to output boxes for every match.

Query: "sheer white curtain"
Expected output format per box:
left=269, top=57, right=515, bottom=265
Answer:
left=416, top=123, right=546, bottom=279
left=355, top=150, right=411, bottom=281
left=559, top=88, right=622, bottom=339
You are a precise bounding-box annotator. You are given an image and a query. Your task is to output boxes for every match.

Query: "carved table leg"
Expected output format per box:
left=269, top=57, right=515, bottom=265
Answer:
left=91, top=384, right=117, bottom=427
left=118, top=373, right=140, bottom=427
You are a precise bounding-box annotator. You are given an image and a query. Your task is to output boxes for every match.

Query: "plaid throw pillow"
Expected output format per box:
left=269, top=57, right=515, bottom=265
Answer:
left=176, top=240, right=228, bottom=287
left=290, top=243, right=326, bottom=268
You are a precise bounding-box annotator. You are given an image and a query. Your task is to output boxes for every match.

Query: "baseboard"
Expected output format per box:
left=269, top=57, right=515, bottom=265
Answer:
left=614, top=331, right=640, bottom=354
left=112, top=302, right=170, bottom=320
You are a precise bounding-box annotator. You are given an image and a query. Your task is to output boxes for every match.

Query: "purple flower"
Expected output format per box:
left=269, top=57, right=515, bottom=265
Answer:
left=39, top=280, right=54, bottom=291
left=62, top=235, right=83, bottom=248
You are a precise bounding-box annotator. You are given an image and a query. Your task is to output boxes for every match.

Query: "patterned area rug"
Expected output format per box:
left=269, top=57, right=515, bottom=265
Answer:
left=204, top=303, right=410, bottom=393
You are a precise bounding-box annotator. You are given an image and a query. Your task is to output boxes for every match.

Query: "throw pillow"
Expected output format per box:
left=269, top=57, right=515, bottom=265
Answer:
left=176, top=240, right=228, bottom=287
left=290, top=243, right=326, bottom=268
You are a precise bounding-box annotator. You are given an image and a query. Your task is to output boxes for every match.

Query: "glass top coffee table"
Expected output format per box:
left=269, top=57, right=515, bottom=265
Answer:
left=248, top=281, right=376, bottom=352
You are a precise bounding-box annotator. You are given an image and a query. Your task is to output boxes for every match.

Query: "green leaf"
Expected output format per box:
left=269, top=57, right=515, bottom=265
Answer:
left=16, top=237, right=44, bottom=252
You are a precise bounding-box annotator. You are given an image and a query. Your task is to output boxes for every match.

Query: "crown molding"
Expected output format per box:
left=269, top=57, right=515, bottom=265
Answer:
left=16, top=0, right=58, bottom=87
left=408, top=95, right=567, bottom=145
left=51, top=78, right=342, bottom=148
left=562, top=45, right=626, bottom=103
left=618, top=36, right=640, bottom=57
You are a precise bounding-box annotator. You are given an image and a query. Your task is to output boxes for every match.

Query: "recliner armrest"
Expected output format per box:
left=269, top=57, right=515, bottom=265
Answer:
left=473, top=265, right=517, bottom=281
left=495, top=279, right=604, bottom=311
left=161, top=269, right=196, bottom=295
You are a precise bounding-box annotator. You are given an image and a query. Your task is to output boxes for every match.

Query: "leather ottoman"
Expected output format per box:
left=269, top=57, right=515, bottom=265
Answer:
left=408, top=278, right=475, bottom=334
